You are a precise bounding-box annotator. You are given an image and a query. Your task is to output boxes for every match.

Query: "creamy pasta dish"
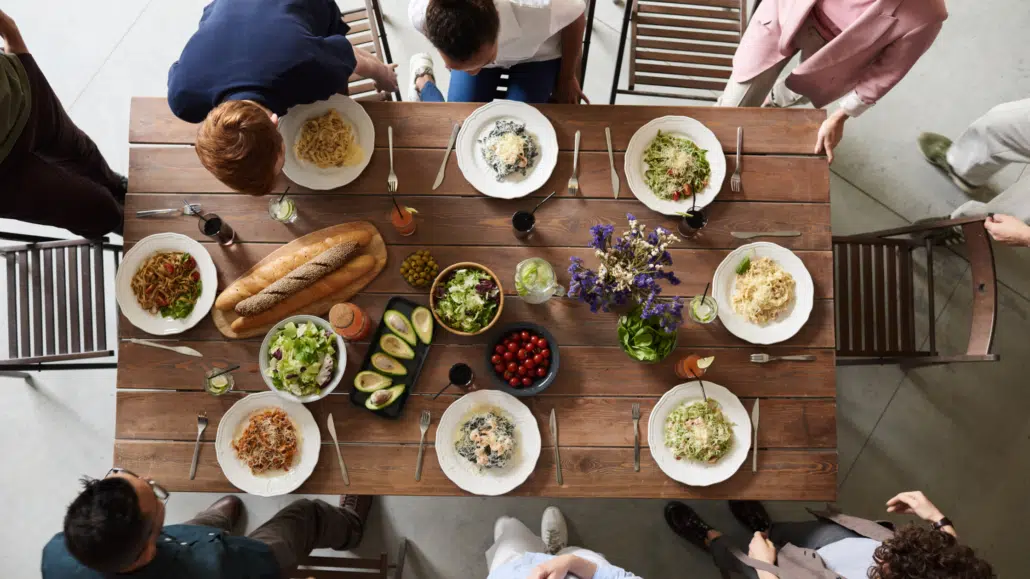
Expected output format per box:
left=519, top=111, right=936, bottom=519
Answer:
left=731, top=257, right=796, bottom=324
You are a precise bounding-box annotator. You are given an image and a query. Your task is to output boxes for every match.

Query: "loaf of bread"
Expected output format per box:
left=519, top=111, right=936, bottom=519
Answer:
left=235, top=241, right=358, bottom=316
left=230, top=254, right=377, bottom=333
left=214, top=229, right=373, bottom=311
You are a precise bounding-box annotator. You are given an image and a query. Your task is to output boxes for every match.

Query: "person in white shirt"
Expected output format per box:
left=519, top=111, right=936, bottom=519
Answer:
left=407, top=0, right=587, bottom=104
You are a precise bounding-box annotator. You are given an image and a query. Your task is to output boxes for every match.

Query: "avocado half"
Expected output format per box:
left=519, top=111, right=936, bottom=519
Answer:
left=411, top=306, right=433, bottom=345
left=384, top=309, right=417, bottom=346
left=365, top=384, right=405, bottom=410
left=380, top=333, right=415, bottom=360
left=371, top=352, right=407, bottom=376
left=353, top=370, right=392, bottom=393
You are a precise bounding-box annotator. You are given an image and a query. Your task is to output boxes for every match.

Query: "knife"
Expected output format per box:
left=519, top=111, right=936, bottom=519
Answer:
left=605, top=127, right=619, bottom=199
left=751, top=399, right=760, bottom=473
left=432, top=123, right=461, bottom=190
left=731, top=231, right=802, bottom=239
left=125, top=338, right=202, bottom=358
left=549, top=408, right=563, bottom=485
left=326, top=414, right=351, bottom=486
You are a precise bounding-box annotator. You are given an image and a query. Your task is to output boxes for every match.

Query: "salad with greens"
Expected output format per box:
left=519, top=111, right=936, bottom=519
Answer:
left=664, top=399, right=734, bottom=463
left=618, top=308, right=677, bottom=363
left=433, top=267, right=501, bottom=333
left=265, top=321, right=338, bottom=397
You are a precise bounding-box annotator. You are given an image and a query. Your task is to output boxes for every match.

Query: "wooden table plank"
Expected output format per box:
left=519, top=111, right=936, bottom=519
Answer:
left=114, top=440, right=838, bottom=500
left=129, top=147, right=830, bottom=204
left=129, top=97, right=826, bottom=155
left=116, top=391, right=836, bottom=449
left=120, top=293, right=838, bottom=348
left=124, top=195, right=832, bottom=250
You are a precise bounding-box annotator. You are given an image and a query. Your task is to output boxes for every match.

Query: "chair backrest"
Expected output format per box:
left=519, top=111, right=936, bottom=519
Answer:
left=0, top=236, right=119, bottom=368
left=343, top=0, right=400, bottom=102
left=292, top=554, right=389, bottom=579
left=610, top=0, right=745, bottom=103
left=833, top=217, right=998, bottom=366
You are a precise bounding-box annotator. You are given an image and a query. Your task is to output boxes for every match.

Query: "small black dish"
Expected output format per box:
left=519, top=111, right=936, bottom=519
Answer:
left=484, top=322, right=560, bottom=397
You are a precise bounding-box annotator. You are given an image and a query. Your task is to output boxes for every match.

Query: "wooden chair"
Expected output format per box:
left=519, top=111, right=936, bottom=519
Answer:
left=833, top=217, right=999, bottom=366
left=0, top=232, right=121, bottom=375
left=343, top=0, right=400, bottom=102
left=610, top=0, right=746, bottom=104
left=292, top=538, right=407, bottom=578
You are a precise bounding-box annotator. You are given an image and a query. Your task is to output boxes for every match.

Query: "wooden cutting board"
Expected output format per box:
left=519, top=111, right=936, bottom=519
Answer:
left=212, top=221, right=387, bottom=339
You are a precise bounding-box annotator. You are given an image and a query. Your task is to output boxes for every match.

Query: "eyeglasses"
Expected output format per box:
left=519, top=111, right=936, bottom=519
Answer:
left=106, top=467, right=171, bottom=503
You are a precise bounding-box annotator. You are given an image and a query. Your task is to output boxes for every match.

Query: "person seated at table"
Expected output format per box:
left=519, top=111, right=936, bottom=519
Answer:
left=486, top=506, right=641, bottom=578
left=41, top=467, right=373, bottom=578
left=167, top=0, right=398, bottom=195
left=665, top=490, right=994, bottom=579
left=407, top=0, right=587, bottom=104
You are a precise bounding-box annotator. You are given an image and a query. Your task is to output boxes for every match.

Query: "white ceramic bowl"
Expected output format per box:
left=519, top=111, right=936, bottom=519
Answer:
left=259, top=315, right=346, bottom=403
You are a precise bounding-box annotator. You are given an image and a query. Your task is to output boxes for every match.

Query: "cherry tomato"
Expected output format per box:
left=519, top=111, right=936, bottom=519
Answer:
left=507, top=342, right=518, bottom=352
left=541, top=358, right=549, bottom=368
left=503, top=370, right=513, bottom=379
left=533, top=354, right=543, bottom=364
left=491, top=355, right=501, bottom=364
left=494, top=364, right=505, bottom=374
left=505, top=362, right=516, bottom=373
left=541, top=348, right=551, bottom=358
left=509, top=377, right=520, bottom=387
left=517, top=330, right=527, bottom=341
left=536, top=367, right=547, bottom=377
left=517, top=366, right=527, bottom=376
left=521, top=377, right=533, bottom=387
left=517, top=349, right=527, bottom=360
left=163, top=263, right=175, bottom=274
left=185, top=256, right=197, bottom=270
left=191, top=271, right=201, bottom=282
left=524, top=359, right=536, bottom=370
left=537, top=338, right=548, bottom=349
left=495, top=345, right=505, bottom=354
left=503, top=351, right=514, bottom=362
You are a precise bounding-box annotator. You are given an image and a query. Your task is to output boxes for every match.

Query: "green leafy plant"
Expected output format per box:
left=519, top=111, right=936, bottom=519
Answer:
left=617, top=307, right=677, bottom=363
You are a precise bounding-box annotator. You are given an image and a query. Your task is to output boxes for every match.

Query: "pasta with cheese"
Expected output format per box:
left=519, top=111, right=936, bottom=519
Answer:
left=731, top=257, right=795, bottom=324
left=293, top=109, right=363, bottom=168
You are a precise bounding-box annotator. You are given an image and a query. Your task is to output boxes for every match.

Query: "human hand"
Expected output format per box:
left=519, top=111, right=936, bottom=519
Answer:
left=0, top=10, right=26, bottom=53
left=373, top=63, right=399, bottom=94
left=814, top=111, right=847, bottom=164
left=984, top=214, right=1030, bottom=246
left=748, top=532, right=777, bottom=565
left=529, top=554, right=597, bottom=579
left=554, top=76, right=589, bottom=105
left=886, top=491, right=944, bottom=522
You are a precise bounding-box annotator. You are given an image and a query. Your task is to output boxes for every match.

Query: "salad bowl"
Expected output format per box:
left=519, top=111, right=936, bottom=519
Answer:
left=259, top=315, right=346, bottom=403
left=429, top=262, right=505, bottom=337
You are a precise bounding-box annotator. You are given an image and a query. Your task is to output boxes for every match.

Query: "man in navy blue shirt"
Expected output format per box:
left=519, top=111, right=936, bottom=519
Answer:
left=168, top=0, right=396, bottom=194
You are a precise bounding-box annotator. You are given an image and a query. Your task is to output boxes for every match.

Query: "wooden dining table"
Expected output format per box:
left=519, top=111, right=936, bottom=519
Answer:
left=116, top=97, right=836, bottom=500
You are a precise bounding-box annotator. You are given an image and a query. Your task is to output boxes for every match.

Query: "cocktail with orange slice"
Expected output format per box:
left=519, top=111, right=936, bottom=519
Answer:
left=675, top=354, right=714, bottom=380
left=390, top=205, right=416, bottom=236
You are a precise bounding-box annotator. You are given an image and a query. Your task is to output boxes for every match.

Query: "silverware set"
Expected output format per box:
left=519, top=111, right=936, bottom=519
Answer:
left=631, top=403, right=641, bottom=472
left=415, top=409, right=431, bottom=481
left=136, top=201, right=200, bottom=218
left=387, top=125, right=398, bottom=194
left=567, top=130, right=581, bottom=196
left=605, top=127, right=619, bottom=199
left=549, top=408, right=562, bottom=485
left=730, top=127, right=743, bottom=193
left=749, top=353, right=817, bottom=363
left=751, top=399, right=760, bottom=473
left=190, top=413, right=208, bottom=480
left=326, top=414, right=350, bottom=486
left=731, top=231, right=802, bottom=239
left=125, top=338, right=203, bottom=357
left=433, top=123, right=460, bottom=190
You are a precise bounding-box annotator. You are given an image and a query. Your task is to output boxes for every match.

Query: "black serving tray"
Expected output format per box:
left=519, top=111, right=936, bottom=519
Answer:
left=349, top=296, right=433, bottom=419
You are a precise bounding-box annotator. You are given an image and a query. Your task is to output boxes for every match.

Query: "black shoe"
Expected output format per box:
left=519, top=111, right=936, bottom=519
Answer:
left=729, top=500, right=771, bottom=534
left=665, top=502, right=713, bottom=552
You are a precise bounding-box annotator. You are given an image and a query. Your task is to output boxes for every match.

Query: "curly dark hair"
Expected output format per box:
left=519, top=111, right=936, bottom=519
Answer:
left=64, top=477, right=148, bottom=572
left=425, top=0, right=500, bottom=63
left=871, top=524, right=994, bottom=579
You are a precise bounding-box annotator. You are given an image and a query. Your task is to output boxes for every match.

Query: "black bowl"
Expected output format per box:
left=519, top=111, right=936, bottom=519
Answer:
left=484, top=322, right=559, bottom=397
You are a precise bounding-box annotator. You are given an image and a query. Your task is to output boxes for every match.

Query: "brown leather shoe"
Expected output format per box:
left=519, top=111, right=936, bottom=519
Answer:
left=208, top=495, right=244, bottom=530
left=340, top=494, right=373, bottom=526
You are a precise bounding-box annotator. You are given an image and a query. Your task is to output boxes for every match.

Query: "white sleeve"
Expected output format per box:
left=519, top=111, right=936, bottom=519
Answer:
left=838, top=89, right=873, bottom=118
left=548, top=0, right=586, bottom=35
left=408, top=0, right=429, bottom=36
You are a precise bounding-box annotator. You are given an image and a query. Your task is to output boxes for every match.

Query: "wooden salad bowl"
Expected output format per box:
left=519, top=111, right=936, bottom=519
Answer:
left=429, top=262, right=505, bottom=337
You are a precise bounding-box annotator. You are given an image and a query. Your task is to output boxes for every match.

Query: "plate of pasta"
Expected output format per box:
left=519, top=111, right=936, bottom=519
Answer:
left=624, top=116, right=726, bottom=215
left=712, top=242, right=814, bottom=344
left=115, top=233, right=217, bottom=335
left=278, top=94, right=374, bottom=190
left=215, top=391, right=321, bottom=496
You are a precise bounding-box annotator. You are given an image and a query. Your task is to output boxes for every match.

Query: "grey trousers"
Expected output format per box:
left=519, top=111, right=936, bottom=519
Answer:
left=186, top=499, right=362, bottom=577
left=710, top=520, right=862, bottom=578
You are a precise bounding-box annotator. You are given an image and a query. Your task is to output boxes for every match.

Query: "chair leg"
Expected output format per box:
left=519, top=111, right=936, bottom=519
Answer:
left=610, top=0, right=633, bottom=104
left=394, top=538, right=407, bottom=579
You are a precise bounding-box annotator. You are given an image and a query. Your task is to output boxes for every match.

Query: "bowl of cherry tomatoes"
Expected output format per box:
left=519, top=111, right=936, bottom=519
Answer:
left=485, top=323, right=559, bottom=397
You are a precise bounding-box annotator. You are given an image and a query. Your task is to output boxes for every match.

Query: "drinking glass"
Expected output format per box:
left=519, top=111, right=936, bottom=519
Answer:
left=199, top=213, right=235, bottom=246
left=268, top=196, right=298, bottom=223
left=511, top=211, right=535, bottom=240
left=688, top=295, right=718, bottom=324
left=678, top=209, right=708, bottom=239
left=204, top=369, right=235, bottom=396
left=514, top=258, right=565, bottom=304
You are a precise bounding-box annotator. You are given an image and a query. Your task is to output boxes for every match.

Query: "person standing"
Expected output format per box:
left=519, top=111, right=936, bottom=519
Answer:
left=41, top=468, right=372, bottom=578
left=918, top=100, right=1030, bottom=247
left=406, top=0, right=587, bottom=104
left=718, top=0, right=947, bottom=163
left=168, top=0, right=398, bottom=195
left=0, top=10, right=125, bottom=238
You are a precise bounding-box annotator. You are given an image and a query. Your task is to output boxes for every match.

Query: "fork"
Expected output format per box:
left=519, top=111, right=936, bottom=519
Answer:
left=730, top=127, right=742, bottom=192
left=631, top=403, right=641, bottom=472
left=567, top=130, right=581, bottom=196
left=387, top=126, right=398, bottom=193
left=190, top=413, right=208, bottom=480
left=750, top=353, right=817, bottom=363
left=415, top=410, right=430, bottom=481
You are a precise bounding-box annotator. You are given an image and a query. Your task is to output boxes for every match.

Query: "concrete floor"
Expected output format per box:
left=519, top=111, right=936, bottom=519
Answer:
left=1, top=0, right=1028, bottom=577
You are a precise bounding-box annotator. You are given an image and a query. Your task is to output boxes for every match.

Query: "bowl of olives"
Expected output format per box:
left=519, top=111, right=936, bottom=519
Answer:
left=400, top=250, right=439, bottom=290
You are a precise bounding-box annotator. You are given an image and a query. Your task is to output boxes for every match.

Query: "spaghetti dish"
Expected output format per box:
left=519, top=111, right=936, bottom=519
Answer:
left=643, top=130, right=711, bottom=201
left=231, top=408, right=299, bottom=475
left=664, top=399, right=734, bottom=463
left=130, top=252, right=201, bottom=320
left=293, top=109, right=363, bottom=168
left=455, top=409, right=517, bottom=469
left=732, top=257, right=796, bottom=324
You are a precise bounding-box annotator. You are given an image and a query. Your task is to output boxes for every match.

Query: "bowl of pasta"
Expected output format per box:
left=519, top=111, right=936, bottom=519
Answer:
left=278, top=94, right=375, bottom=190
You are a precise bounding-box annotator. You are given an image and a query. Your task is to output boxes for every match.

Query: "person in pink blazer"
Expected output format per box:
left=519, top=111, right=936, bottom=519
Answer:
left=719, top=0, right=947, bottom=162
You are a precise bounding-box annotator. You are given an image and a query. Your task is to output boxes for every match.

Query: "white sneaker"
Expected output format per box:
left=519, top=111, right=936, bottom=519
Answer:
left=408, top=52, right=436, bottom=102
left=541, top=506, right=568, bottom=555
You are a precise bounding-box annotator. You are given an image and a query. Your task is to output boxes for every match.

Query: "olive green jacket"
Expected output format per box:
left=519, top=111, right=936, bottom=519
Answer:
left=0, top=53, right=30, bottom=164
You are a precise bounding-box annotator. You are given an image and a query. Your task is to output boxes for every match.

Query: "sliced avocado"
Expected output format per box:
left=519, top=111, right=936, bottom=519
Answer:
left=354, top=370, right=392, bottom=393
left=371, top=353, right=408, bottom=376
left=411, top=306, right=433, bottom=345
left=380, top=333, right=415, bottom=360
left=384, top=309, right=417, bottom=346
left=365, top=384, right=405, bottom=410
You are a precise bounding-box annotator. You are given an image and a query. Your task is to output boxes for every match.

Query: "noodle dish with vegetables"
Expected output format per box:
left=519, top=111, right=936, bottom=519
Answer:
left=643, top=130, right=711, bottom=201
left=664, top=399, right=735, bottom=463
left=231, top=407, right=299, bottom=474
left=130, top=251, right=202, bottom=320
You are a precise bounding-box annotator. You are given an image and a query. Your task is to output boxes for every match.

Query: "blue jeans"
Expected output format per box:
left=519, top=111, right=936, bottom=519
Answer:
left=419, top=58, right=561, bottom=103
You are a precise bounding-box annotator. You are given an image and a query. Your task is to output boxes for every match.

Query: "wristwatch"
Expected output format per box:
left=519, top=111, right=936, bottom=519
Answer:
left=932, top=517, right=954, bottom=531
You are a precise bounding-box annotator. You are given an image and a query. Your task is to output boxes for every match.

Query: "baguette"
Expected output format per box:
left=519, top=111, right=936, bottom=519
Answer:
left=235, top=241, right=358, bottom=316
left=215, top=229, right=372, bottom=311
left=230, top=254, right=377, bottom=333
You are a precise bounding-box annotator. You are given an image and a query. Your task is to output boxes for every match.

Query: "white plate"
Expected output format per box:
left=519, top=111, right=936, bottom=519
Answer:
left=648, top=381, right=751, bottom=487
left=115, top=233, right=217, bottom=336
left=435, top=389, right=541, bottom=496
left=215, top=392, right=321, bottom=497
left=259, top=315, right=347, bottom=404
left=456, top=100, right=558, bottom=199
left=624, top=116, right=726, bottom=215
left=712, top=242, right=814, bottom=345
left=278, top=94, right=374, bottom=190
